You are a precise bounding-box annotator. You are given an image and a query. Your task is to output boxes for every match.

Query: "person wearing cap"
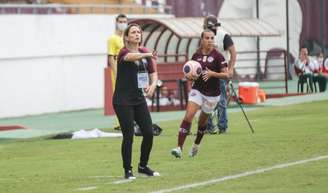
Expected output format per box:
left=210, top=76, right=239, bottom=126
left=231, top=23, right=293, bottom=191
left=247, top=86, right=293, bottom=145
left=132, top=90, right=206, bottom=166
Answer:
left=203, top=15, right=236, bottom=134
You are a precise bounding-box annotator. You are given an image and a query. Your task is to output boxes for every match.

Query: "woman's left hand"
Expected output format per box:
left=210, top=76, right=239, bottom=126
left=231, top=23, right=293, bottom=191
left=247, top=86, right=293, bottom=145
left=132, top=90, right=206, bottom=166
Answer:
left=144, top=84, right=156, bottom=97
left=202, top=67, right=213, bottom=82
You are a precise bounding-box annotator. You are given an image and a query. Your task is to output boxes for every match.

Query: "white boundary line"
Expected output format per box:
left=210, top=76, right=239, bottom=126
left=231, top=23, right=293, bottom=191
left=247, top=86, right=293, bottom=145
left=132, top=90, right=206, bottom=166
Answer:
left=75, top=186, right=97, bottom=191
left=87, top=175, right=118, bottom=179
left=112, top=179, right=135, bottom=184
left=150, top=155, right=328, bottom=193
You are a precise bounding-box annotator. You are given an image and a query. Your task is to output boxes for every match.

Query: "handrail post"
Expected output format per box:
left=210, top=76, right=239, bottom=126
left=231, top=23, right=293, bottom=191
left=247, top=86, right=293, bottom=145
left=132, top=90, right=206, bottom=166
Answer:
left=284, top=51, right=288, bottom=94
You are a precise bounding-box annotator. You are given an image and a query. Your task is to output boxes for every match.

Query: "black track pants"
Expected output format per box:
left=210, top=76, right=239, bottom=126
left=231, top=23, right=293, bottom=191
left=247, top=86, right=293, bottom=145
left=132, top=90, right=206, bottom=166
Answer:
left=113, top=102, right=153, bottom=171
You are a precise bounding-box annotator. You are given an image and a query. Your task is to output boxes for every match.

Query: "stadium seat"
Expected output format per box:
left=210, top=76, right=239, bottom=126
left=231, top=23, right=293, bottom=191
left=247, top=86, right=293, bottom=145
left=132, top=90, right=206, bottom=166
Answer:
left=294, top=65, right=313, bottom=93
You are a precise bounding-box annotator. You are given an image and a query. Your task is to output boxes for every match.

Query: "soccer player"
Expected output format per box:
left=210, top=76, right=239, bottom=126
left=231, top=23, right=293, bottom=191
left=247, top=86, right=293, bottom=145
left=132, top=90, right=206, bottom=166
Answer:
left=171, top=29, right=229, bottom=158
left=204, top=15, right=237, bottom=134
left=113, top=23, right=160, bottom=179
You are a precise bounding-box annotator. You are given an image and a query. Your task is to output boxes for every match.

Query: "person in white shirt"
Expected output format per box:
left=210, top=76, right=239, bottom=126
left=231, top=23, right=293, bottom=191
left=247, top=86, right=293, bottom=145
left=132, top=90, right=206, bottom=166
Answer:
left=294, top=46, right=315, bottom=92
left=313, top=52, right=327, bottom=92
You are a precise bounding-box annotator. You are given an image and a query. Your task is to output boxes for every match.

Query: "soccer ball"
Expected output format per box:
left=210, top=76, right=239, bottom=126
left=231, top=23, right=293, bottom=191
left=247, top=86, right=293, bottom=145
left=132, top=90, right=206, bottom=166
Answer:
left=183, top=60, right=202, bottom=80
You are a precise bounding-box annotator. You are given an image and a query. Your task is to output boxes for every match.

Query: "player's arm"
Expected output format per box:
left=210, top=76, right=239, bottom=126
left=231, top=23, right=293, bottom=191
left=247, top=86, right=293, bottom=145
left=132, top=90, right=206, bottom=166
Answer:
left=124, top=51, right=157, bottom=62
left=202, top=52, right=230, bottom=81
left=108, top=55, right=117, bottom=75
left=145, top=72, right=158, bottom=97
left=227, top=45, right=236, bottom=77
left=143, top=49, right=158, bottom=97
left=203, top=66, right=229, bottom=81
left=224, top=34, right=237, bottom=78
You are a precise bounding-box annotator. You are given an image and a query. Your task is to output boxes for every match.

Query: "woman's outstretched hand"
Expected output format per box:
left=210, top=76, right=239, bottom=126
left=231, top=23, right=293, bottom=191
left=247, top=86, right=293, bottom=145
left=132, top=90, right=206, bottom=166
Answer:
left=144, top=84, right=156, bottom=97
left=151, top=50, right=158, bottom=60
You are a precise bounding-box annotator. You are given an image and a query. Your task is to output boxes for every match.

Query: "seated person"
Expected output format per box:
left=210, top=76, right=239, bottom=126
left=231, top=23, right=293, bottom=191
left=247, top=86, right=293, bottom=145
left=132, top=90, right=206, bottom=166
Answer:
left=294, top=46, right=315, bottom=92
left=159, top=86, right=173, bottom=106
left=147, top=86, right=181, bottom=107
left=321, top=56, right=328, bottom=77
left=158, top=86, right=181, bottom=106
left=314, top=52, right=327, bottom=92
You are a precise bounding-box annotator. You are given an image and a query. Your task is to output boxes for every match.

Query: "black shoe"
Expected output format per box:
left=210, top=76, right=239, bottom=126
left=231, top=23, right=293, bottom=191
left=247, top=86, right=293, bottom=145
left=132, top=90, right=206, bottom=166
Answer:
left=138, top=165, right=160, bottom=177
left=218, top=128, right=227, bottom=134
left=124, top=170, right=136, bottom=180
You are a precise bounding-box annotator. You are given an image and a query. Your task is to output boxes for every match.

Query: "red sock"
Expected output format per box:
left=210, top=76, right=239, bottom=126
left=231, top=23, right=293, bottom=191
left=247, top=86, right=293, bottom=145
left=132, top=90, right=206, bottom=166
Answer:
left=194, top=125, right=207, bottom=145
left=178, top=120, right=191, bottom=149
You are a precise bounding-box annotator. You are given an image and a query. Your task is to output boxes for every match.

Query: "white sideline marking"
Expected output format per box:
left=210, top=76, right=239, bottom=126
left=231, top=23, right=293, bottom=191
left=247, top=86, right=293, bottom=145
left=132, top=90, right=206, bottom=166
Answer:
left=150, top=155, right=328, bottom=193
left=112, top=179, right=135, bottom=184
left=87, top=175, right=118, bottom=179
left=75, top=186, right=97, bottom=191
left=111, top=173, right=162, bottom=184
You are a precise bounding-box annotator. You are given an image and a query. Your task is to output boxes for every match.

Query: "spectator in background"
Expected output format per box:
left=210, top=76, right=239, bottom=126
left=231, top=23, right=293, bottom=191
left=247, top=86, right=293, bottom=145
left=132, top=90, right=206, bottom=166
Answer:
left=159, top=86, right=173, bottom=106
left=314, top=52, right=327, bottom=92
left=113, top=23, right=159, bottom=179
left=294, top=46, right=315, bottom=92
left=107, top=14, right=128, bottom=130
left=146, top=85, right=174, bottom=106
left=322, top=55, right=328, bottom=77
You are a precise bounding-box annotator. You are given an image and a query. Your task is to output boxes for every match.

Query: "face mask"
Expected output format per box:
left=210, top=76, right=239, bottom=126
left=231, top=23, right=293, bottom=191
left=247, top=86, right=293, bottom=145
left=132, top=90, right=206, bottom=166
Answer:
left=117, top=23, right=127, bottom=31
left=318, top=57, right=323, bottom=64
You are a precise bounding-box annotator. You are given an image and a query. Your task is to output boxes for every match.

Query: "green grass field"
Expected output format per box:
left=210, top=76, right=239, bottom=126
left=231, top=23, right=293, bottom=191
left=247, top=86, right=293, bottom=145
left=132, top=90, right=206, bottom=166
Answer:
left=1, top=101, right=328, bottom=193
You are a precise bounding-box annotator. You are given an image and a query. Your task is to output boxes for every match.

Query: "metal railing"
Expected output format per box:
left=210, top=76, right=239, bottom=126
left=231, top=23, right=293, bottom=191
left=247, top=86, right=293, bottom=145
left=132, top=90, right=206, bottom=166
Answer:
left=235, top=50, right=289, bottom=93
left=0, top=3, right=172, bottom=14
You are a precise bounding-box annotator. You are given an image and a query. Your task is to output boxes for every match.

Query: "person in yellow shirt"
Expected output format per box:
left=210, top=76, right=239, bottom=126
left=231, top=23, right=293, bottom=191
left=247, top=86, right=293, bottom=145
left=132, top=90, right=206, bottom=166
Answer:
left=108, top=13, right=128, bottom=79
left=107, top=14, right=128, bottom=129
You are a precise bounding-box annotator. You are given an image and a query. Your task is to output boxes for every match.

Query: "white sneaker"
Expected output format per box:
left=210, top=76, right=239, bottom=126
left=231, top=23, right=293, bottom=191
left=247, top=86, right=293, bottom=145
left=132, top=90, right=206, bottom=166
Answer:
left=189, top=144, right=199, bottom=157
left=171, top=147, right=182, bottom=158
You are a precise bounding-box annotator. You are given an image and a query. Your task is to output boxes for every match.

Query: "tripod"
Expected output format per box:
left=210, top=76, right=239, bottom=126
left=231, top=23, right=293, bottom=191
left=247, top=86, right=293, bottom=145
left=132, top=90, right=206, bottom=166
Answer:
left=208, top=81, right=255, bottom=134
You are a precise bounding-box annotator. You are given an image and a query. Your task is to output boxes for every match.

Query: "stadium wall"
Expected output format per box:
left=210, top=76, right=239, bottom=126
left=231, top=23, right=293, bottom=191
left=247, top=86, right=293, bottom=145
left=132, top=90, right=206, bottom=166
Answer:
left=0, top=14, right=173, bottom=118
left=219, top=0, right=302, bottom=77
left=219, top=0, right=302, bottom=57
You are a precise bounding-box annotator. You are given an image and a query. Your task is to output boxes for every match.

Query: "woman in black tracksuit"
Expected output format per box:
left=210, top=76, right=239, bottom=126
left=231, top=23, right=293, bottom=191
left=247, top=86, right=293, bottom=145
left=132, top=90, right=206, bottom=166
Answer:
left=113, top=23, right=159, bottom=179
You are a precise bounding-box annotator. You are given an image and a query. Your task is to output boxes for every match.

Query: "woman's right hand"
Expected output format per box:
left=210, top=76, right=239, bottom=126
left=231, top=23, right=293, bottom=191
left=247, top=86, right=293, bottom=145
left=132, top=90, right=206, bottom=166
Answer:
left=151, top=50, right=158, bottom=60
